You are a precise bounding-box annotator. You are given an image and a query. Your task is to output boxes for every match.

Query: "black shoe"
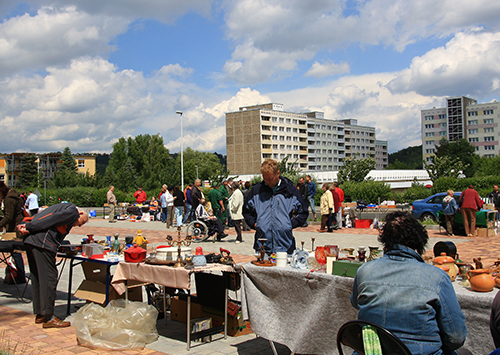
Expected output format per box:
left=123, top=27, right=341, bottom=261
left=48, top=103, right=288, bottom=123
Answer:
left=218, top=233, right=228, bottom=240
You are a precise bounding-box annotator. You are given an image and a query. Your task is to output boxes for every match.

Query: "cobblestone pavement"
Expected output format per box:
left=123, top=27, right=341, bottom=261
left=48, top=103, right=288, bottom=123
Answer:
left=0, top=217, right=497, bottom=355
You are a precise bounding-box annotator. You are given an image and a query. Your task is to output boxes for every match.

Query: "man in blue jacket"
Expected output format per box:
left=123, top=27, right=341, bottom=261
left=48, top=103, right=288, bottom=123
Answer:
left=243, top=159, right=308, bottom=255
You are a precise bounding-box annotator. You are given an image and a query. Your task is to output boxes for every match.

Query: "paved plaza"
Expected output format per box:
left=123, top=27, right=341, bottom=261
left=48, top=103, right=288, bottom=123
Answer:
left=0, top=216, right=497, bottom=355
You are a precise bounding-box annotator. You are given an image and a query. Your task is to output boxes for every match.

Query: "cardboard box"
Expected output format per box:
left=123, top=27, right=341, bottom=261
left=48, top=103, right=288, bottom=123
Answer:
left=170, top=297, right=204, bottom=323
left=74, top=261, right=142, bottom=306
left=484, top=203, right=495, bottom=211
left=474, top=228, right=489, bottom=237
left=332, top=260, right=364, bottom=278
left=191, top=317, right=212, bottom=343
left=81, top=243, right=104, bottom=258
left=342, top=202, right=357, bottom=209
left=200, top=304, right=253, bottom=337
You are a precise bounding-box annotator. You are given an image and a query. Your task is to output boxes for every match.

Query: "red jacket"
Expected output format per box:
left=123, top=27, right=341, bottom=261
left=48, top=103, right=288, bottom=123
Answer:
left=459, top=188, right=483, bottom=210
left=335, top=187, right=344, bottom=203
left=134, top=190, right=147, bottom=204
left=330, top=190, right=340, bottom=213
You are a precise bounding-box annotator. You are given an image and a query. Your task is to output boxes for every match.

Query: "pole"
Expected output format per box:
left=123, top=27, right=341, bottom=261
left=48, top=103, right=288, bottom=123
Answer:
left=196, top=165, right=198, bottom=180
left=176, top=111, right=184, bottom=190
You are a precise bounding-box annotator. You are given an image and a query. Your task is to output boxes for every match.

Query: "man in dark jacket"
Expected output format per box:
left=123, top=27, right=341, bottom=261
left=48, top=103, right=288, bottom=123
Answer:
left=17, top=203, right=88, bottom=328
left=191, top=179, right=203, bottom=213
left=243, top=159, right=308, bottom=254
left=488, top=185, right=500, bottom=213
left=0, top=188, right=26, bottom=284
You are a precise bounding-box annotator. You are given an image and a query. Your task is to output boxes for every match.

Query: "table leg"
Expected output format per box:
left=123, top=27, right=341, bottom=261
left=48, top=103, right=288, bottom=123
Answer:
left=187, top=290, right=191, bottom=351
left=162, top=285, right=167, bottom=326
left=105, top=265, right=111, bottom=305
left=224, top=288, right=228, bottom=340
left=66, top=258, right=74, bottom=315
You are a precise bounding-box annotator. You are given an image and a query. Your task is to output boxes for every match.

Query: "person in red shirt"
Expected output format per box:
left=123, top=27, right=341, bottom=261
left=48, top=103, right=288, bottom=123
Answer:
left=134, top=186, right=147, bottom=204
left=333, top=182, right=344, bottom=228
left=459, top=185, right=484, bottom=237
left=329, top=184, right=340, bottom=231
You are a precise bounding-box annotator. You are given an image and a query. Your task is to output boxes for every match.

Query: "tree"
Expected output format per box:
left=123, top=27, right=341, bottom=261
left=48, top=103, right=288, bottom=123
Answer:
left=475, top=155, right=500, bottom=177
left=435, top=138, right=477, bottom=177
left=18, top=154, right=38, bottom=187
left=277, top=156, right=302, bottom=181
left=424, top=155, right=469, bottom=182
left=53, top=147, right=79, bottom=188
left=337, top=156, right=376, bottom=183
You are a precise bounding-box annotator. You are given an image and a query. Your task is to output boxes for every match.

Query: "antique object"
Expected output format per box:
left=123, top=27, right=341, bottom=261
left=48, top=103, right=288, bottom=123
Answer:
left=219, top=248, right=234, bottom=265
left=192, top=246, right=207, bottom=267
left=311, top=238, right=315, bottom=252
left=86, top=234, right=94, bottom=244
left=325, top=245, right=339, bottom=258
left=166, top=226, right=193, bottom=268
left=367, top=246, right=381, bottom=262
left=467, top=269, right=495, bottom=292
left=358, top=249, right=366, bottom=262
left=276, top=252, right=288, bottom=267
left=291, top=248, right=309, bottom=269
left=124, top=245, right=147, bottom=263
left=112, top=233, right=121, bottom=253
left=433, top=252, right=459, bottom=282
left=315, top=246, right=327, bottom=268
left=332, top=260, right=364, bottom=277
left=133, top=230, right=149, bottom=250
left=473, top=257, right=483, bottom=270
left=252, top=238, right=275, bottom=266
left=433, top=241, right=458, bottom=259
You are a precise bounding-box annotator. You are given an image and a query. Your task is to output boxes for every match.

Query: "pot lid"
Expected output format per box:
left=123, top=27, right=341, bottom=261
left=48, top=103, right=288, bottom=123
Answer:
left=433, top=252, right=455, bottom=264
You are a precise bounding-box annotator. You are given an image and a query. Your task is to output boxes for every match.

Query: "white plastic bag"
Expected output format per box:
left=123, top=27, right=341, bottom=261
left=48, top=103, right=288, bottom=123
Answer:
left=74, top=299, right=159, bottom=350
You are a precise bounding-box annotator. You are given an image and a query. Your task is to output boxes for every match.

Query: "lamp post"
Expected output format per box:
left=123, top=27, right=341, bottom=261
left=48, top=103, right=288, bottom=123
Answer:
left=176, top=111, right=184, bottom=191
left=195, top=164, right=199, bottom=180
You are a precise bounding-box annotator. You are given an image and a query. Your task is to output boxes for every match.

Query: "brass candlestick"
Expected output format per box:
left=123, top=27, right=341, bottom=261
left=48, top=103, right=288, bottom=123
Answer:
left=166, top=226, right=192, bottom=268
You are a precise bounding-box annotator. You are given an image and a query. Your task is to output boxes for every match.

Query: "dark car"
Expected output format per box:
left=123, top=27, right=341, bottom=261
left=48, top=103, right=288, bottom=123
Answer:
left=412, top=192, right=462, bottom=222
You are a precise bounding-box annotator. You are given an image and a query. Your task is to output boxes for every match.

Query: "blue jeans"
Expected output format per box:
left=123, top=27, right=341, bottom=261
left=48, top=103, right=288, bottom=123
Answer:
left=161, top=207, right=168, bottom=222
left=175, top=206, right=183, bottom=227
left=183, top=203, right=192, bottom=224
left=307, top=196, right=316, bottom=213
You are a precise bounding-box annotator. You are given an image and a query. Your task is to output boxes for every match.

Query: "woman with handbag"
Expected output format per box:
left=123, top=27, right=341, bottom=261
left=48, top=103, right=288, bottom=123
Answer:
left=442, top=189, right=459, bottom=236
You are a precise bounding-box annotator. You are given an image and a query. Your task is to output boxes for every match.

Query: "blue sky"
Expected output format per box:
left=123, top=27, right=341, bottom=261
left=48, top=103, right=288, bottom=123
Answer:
left=1, top=0, right=500, bottom=156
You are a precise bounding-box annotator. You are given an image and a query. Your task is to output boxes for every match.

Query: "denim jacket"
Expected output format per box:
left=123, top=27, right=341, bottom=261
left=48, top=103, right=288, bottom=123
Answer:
left=351, top=245, right=467, bottom=355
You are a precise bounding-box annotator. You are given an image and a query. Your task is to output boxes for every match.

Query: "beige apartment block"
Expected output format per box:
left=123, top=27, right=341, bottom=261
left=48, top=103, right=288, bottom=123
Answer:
left=226, top=103, right=383, bottom=175
left=421, top=96, right=500, bottom=163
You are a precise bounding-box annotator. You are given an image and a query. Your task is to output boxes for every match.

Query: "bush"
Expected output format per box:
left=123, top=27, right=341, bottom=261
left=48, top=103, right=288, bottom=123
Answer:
left=393, top=184, right=432, bottom=204
left=341, top=180, right=392, bottom=204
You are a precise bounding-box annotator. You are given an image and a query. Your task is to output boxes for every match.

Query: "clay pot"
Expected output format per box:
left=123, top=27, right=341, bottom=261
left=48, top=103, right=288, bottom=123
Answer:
left=467, top=269, right=495, bottom=292
left=433, top=252, right=458, bottom=282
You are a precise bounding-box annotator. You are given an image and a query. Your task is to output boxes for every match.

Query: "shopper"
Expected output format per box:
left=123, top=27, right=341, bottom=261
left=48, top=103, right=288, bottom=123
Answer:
left=459, top=185, right=484, bottom=237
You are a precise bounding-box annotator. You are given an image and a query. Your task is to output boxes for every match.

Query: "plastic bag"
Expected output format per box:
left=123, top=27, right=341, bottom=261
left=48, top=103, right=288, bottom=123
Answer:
left=74, top=299, right=159, bottom=350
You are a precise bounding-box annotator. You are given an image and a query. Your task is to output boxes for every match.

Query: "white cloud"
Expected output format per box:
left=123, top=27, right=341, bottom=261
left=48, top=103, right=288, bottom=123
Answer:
left=305, top=61, right=350, bottom=79
left=387, top=30, right=500, bottom=97
left=0, top=6, right=129, bottom=77
left=219, top=0, right=500, bottom=85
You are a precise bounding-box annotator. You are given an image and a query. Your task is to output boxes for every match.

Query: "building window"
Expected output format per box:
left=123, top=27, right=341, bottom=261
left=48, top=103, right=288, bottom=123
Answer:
left=78, top=160, right=85, bottom=168
left=426, top=149, right=435, bottom=154
left=485, top=136, right=495, bottom=142
left=485, top=127, right=495, bottom=133
left=426, top=132, right=435, bottom=137
left=272, top=135, right=277, bottom=140
left=468, top=120, right=478, bottom=125
left=286, top=119, right=291, bottom=124
left=280, top=154, right=285, bottom=158
left=439, top=131, right=447, bottom=136
left=438, top=114, right=446, bottom=119
left=293, top=137, right=298, bottom=141
left=273, top=153, right=278, bottom=158
left=424, top=124, right=434, bottom=129
left=272, top=117, right=277, bottom=122
left=468, top=111, right=478, bottom=116
left=286, top=136, right=291, bottom=141
left=469, top=137, right=479, bottom=143
left=279, top=118, right=284, bottom=123
left=485, top=145, right=495, bottom=150
left=484, top=118, right=494, bottom=124
left=485, top=154, right=495, bottom=158
left=424, top=116, right=433, bottom=121
left=279, top=136, right=284, bottom=141
left=292, top=119, right=297, bottom=124
left=484, top=110, right=494, bottom=115
left=439, top=123, right=447, bottom=128
left=468, top=129, right=479, bottom=134
left=286, top=127, right=291, bottom=132
left=279, top=127, right=284, bottom=132
left=272, top=144, right=278, bottom=149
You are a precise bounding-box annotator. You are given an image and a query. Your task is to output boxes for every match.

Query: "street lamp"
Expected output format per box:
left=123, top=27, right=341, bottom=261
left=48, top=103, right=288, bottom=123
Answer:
left=176, top=111, right=184, bottom=191
left=195, top=164, right=199, bottom=180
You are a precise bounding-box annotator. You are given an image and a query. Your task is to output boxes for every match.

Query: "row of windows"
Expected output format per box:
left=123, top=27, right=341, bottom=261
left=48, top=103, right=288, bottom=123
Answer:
left=468, top=110, right=494, bottom=116
left=426, top=149, right=435, bottom=154
left=426, top=132, right=447, bottom=137
left=271, top=117, right=299, bottom=124
left=468, top=119, right=494, bottom=125
left=468, top=128, right=495, bottom=134
left=424, top=114, right=446, bottom=121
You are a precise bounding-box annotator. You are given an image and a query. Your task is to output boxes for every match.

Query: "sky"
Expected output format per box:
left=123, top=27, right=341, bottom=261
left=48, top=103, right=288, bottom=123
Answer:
left=1, top=1, right=500, bottom=156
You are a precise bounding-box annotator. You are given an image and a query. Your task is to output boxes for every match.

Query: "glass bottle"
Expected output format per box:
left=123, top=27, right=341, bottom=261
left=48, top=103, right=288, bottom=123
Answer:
left=112, top=233, right=121, bottom=253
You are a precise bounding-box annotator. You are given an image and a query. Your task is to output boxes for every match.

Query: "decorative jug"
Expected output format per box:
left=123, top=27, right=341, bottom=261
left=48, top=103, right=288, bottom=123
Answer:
left=467, top=269, right=495, bottom=292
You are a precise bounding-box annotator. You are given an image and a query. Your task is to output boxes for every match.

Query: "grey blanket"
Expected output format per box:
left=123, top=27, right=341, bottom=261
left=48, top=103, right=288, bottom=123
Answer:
left=242, top=263, right=498, bottom=355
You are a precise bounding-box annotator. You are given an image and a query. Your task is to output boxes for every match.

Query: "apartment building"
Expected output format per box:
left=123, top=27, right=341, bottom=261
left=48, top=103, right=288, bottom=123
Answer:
left=421, top=96, right=500, bottom=162
left=0, top=152, right=96, bottom=187
left=375, top=140, right=389, bottom=170
left=226, top=103, right=383, bottom=175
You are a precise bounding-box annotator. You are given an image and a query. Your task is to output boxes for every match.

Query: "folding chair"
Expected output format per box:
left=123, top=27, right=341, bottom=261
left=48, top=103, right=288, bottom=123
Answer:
left=0, top=240, right=31, bottom=303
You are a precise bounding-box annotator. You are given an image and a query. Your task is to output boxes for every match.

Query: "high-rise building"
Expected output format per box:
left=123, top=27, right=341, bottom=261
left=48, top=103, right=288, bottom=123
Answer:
left=226, top=103, right=383, bottom=175
left=375, top=140, right=389, bottom=170
left=421, top=96, right=500, bottom=162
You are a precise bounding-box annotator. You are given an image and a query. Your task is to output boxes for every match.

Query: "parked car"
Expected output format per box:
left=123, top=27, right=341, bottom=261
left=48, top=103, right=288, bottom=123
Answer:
left=412, top=192, right=462, bottom=222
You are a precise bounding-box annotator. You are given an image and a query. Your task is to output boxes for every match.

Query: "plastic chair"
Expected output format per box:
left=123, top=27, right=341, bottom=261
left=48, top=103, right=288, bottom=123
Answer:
left=337, top=320, right=411, bottom=355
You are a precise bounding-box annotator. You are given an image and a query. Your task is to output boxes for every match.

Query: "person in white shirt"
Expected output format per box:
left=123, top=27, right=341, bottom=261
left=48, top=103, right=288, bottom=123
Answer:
left=229, top=182, right=244, bottom=243
left=25, top=191, right=39, bottom=216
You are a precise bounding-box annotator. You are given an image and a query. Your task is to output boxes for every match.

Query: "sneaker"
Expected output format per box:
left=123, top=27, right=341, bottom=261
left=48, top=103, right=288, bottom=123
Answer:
left=35, top=315, right=44, bottom=324
left=235, top=241, right=241, bottom=244
left=109, top=220, right=117, bottom=223
left=43, top=316, right=71, bottom=328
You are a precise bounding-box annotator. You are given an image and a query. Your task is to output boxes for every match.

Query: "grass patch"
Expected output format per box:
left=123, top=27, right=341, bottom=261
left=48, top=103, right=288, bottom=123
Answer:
left=0, top=330, right=39, bottom=355
left=420, top=219, right=439, bottom=225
